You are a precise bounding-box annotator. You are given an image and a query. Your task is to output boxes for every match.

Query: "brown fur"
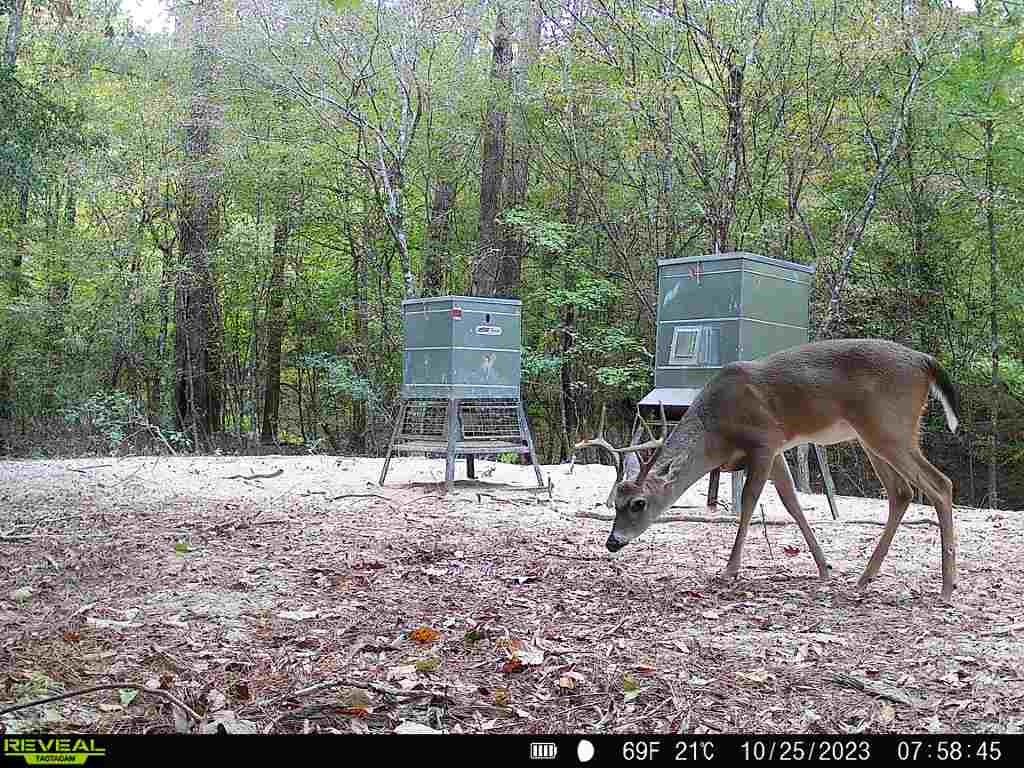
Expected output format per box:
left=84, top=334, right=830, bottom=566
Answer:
left=602, top=339, right=961, bottom=600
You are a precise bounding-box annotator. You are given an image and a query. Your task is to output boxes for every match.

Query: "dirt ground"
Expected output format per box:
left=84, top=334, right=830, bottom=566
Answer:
left=1, top=454, right=1022, bottom=735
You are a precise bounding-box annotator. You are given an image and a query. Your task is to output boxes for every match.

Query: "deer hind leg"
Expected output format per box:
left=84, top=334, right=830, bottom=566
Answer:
left=865, top=444, right=956, bottom=600
left=770, top=454, right=830, bottom=581
left=857, top=446, right=914, bottom=590
left=723, top=452, right=774, bottom=579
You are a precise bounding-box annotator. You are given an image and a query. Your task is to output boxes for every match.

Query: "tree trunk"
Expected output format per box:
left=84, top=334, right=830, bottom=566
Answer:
left=559, top=173, right=579, bottom=461
left=345, top=218, right=370, bottom=449
left=261, top=190, right=303, bottom=444
left=42, top=178, right=74, bottom=413
left=174, top=0, right=224, bottom=449
left=422, top=181, right=454, bottom=296
left=985, top=118, right=999, bottom=509
left=3, top=0, right=26, bottom=69
left=0, top=0, right=28, bottom=420
left=473, top=5, right=512, bottom=296
left=150, top=242, right=175, bottom=426
left=496, top=1, right=543, bottom=299
left=714, top=47, right=745, bottom=253
left=421, top=1, right=485, bottom=298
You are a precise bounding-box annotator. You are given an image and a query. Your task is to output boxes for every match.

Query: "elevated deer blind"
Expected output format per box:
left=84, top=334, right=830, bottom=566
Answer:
left=379, top=296, right=544, bottom=491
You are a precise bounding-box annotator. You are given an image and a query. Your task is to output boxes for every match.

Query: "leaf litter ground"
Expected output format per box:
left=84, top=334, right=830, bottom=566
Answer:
left=1, top=455, right=1022, bottom=735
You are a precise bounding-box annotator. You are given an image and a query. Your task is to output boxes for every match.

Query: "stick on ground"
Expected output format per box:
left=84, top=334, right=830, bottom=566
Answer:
left=0, top=683, right=203, bottom=723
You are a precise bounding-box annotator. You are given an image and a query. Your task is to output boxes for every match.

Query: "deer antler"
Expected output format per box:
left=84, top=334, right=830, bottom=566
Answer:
left=573, top=403, right=671, bottom=484
left=633, top=402, right=670, bottom=482
left=573, top=405, right=625, bottom=483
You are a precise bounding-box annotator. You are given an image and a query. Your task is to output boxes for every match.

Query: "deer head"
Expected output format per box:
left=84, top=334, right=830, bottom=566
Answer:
left=575, top=404, right=728, bottom=552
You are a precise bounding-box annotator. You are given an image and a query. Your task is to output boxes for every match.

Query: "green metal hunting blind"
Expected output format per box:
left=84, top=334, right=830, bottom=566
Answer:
left=636, top=252, right=838, bottom=517
left=378, top=296, right=545, bottom=491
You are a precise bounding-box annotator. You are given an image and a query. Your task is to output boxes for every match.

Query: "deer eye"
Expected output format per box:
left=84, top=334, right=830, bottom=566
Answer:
left=630, top=498, right=647, bottom=515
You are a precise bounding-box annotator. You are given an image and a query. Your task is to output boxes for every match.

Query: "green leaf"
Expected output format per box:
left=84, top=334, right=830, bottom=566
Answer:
left=119, top=688, right=139, bottom=707
left=322, top=0, right=362, bottom=12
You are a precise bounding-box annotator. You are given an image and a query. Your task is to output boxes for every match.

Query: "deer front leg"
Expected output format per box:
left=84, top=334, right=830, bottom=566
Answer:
left=771, top=454, right=830, bottom=581
left=723, top=453, right=773, bottom=579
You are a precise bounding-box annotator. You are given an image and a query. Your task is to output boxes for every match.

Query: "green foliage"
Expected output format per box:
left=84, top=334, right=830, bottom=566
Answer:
left=499, top=208, right=572, bottom=254
left=62, top=391, right=134, bottom=450
left=594, top=363, right=651, bottom=395
left=300, top=353, right=376, bottom=405
left=2, top=0, right=1023, bottom=505
left=522, top=349, right=561, bottom=382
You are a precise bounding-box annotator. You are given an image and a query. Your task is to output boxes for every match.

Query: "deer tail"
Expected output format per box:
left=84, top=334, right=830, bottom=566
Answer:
left=926, top=356, right=961, bottom=434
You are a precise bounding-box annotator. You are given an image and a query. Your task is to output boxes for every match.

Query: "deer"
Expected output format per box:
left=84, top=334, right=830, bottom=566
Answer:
left=573, top=338, right=961, bottom=600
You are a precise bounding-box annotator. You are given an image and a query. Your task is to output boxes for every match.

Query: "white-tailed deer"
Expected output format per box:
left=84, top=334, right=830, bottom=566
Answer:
left=574, top=339, right=961, bottom=600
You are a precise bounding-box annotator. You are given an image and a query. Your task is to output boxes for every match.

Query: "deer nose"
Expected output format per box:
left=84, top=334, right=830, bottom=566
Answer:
left=606, top=534, right=626, bottom=552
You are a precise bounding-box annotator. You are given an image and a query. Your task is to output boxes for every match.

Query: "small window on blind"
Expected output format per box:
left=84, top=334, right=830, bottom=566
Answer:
left=669, top=327, right=701, bottom=366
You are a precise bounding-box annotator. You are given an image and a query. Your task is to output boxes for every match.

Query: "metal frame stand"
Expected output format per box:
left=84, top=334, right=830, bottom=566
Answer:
left=379, top=397, right=545, bottom=492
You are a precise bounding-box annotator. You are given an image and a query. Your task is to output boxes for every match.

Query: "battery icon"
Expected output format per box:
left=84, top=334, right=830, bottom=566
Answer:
left=530, top=742, right=558, bottom=760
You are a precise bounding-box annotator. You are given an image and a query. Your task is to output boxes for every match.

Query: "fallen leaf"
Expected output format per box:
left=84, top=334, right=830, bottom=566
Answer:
left=98, top=704, right=122, bottom=713
left=387, top=665, right=417, bottom=680
left=394, top=721, right=441, bottom=734
left=174, top=541, right=192, bottom=554
left=940, top=671, right=964, bottom=688
left=494, top=689, right=510, bottom=706
left=10, top=587, right=32, bottom=602
left=352, top=561, right=385, bottom=571
left=340, top=707, right=370, bottom=718
left=119, top=689, right=139, bottom=708
left=700, top=611, right=720, bottom=620
left=410, top=627, right=440, bottom=644
left=62, top=631, right=81, bottom=644
left=507, top=574, right=539, bottom=585
left=229, top=682, right=250, bottom=701
left=415, top=658, right=440, bottom=673
left=339, top=688, right=372, bottom=709
left=783, top=546, right=801, bottom=557
left=502, top=658, right=524, bottom=674
left=515, top=646, right=544, bottom=666
left=879, top=703, right=896, bottom=725
left=201, top=712, right=259, bottom=734
left=277, top=609, right=319, bottom=622
left=737, top=669, right=772, bottom=684
left=86, top=617, right=137, bottom=631
left=205, top=689, right=227, bottom=712
left=558, top=675, right=576, bottom=691
left=623, top=675, right=639, bottom=692
left=172, top=704, right=191, bottom=734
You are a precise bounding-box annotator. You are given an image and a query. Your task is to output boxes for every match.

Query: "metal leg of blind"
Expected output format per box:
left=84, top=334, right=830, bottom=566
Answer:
left=379, top=400, right=408, bottom=487
left=814, top=444, right=840, bottom=520
left=444, top=399, right=460, bottom=492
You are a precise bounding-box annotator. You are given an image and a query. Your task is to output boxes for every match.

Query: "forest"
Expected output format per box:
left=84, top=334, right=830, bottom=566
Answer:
left=1, top=0, right=1022, bottom=508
